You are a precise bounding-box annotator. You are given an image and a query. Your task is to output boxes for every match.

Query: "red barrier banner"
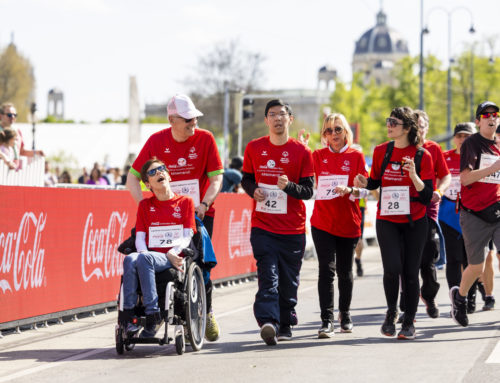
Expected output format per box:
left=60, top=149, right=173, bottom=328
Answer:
left=0, top=187, right=256, bottom=324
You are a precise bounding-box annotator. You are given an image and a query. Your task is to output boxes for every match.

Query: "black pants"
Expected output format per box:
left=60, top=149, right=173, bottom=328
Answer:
left=203, top=215, right=214, bottom=312
left=440, top=221, right=468, bottom=289
left=377, top=217, right=427, bottom=323
left=311, top=226, right=359, bottom=322
left=420, top=217, right=440, bottom=301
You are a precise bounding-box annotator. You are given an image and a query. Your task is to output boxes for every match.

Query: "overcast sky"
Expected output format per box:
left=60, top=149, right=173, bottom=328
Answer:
left=2, top=0, right=498, bottom=122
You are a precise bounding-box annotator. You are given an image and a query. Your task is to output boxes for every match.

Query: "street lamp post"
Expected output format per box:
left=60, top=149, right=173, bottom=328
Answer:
left=421, top=6, right=474, bottom=149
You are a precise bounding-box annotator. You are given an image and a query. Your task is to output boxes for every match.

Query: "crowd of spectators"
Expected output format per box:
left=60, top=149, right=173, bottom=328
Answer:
left=44, top=161, right=130, bottom=187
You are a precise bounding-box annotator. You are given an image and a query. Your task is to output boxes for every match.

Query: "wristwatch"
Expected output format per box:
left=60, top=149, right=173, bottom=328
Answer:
left=201, top=201, right=210, bottom=209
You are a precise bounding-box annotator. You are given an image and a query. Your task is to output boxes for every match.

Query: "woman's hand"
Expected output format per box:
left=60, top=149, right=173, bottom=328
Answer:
left=298, top=129, right=310, bottom=146
left=402, top=156, right=417, bottom=179
left=166, top=251, right=184, bottom=271
left=354, top=174, right=368, bottom=188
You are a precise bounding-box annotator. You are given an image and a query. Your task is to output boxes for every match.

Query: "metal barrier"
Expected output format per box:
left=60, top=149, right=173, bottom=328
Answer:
left=0, top=156, right=45, bottom=186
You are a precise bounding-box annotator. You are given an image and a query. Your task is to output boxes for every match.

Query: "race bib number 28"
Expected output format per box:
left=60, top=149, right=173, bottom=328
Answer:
left=380, top=186, right=410, bottom=216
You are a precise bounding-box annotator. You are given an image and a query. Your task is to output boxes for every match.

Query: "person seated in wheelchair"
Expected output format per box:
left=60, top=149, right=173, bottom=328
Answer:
left=122, top=157, right=196, bottom=338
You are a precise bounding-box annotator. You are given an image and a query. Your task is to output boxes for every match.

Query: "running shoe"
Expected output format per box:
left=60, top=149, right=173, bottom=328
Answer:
left=450, top=286, right=468, bottom=327
left=205, top=310, right=220, bottom=341
left=260, top=323, right=277, bottom=346
left=421, top=296, right=439, bottom=318
left=467, top=286, right=477, bottom=314
left=339, top=311, right=353, bottom=333
left=140, top=312, right=162, bottom=338
left=277, top=324, right=292, bottom=341
left=380, top=310, right=398, bottom=337
left=318, top=321, right=334, bottom=338
left=355, top=258, right=364, bottom=277
left=483, top=296, right=495, bottom=311
left=125, top=322, right=141, bottom=337
left=397, top=322, right=416, bottom=340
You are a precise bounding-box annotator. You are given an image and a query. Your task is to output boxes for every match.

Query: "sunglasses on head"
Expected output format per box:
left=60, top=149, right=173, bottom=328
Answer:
left=324, top=126, right=344, bottom=135
left=147, top=164, right=167, bottom=177
left=386, top=117, right=404, bottom=128
left=480, top=112, right=499, bottom=119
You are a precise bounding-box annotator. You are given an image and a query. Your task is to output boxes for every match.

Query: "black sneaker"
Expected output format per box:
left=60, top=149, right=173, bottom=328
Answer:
left=380, top=310, right=398, bottom=337
left=126, top=322, right=141, bottom=337
left=355, top=258, right=363, bottom=277
left=477, top=281, right=486, bottom=302
left=339, top=311, right=353, bottom=333
left=260, top=323, right=277, bottom=346
left=277, top=324, right=292, bottom=341
left=318, top=321, right=334, bottom=339
left=397, top=312, right=405, bottom=324
left=483, top=296, right=495, bottom=311
left=397, top=322, right=416, bottom=340
left=450, top=286, right=468, bottom=327
left=140, top=312, right=162, bottom=338
left=467, top=287, right=477, bottom=314
left=421, top=296, right=439, bottom=318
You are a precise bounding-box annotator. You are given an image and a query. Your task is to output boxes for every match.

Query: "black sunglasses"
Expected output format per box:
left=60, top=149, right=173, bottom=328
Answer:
left=324, top=126, right=344, bottom=135
left=177, top=116, right=195, bottom=123
left=147, top=164, right=167, bottom=177
left=4, top=113, right=17, bottom=118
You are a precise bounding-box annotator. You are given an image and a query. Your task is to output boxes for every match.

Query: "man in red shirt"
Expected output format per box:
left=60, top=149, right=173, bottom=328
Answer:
left=400, top=110, right=450, bottom=321
left=241, top=99, right=314, bottom=345
left=126, top=94, right=224, bottom=341
left=450, top=101, right=500, bottom=327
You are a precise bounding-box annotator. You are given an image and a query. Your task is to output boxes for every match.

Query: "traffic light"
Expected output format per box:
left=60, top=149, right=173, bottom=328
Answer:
left=243, top=98, right=254, bottom=120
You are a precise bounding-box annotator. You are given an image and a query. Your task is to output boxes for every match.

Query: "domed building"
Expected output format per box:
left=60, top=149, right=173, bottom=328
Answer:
left=352, top=9, right=409, bottom=86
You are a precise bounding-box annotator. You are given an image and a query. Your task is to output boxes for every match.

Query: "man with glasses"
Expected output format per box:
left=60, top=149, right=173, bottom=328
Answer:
left=450, top=101, right=500, bottom=327
left=241, top=99, right=314, bottom=345
left=0, top=102, right=44, bottom=160
left=126, top=94, right=224, bottom=341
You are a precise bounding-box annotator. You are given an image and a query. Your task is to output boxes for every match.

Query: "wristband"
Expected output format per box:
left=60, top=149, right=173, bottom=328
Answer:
left=435, top=189, right=443, bottom=197
left=348, top=187, right=353, bottom=194
left=201, top=201, right=209, bottom=209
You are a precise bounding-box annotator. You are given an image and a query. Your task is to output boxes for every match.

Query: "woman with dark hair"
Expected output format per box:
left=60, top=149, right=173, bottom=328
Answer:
left=354, top=106, right=434, bottom=339
left=311, top=113, right=368, bottom=338
left=86, top=167, right=108, bottom=185
left=121, top=158, right=196, bottom=338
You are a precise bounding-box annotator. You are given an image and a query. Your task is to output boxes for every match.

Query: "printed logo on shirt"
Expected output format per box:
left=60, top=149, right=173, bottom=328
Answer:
left=188, top=147, right=198, bottom=160
left=282, top=151, right=289, bottom=157
left=173, top=206, right=182, bottom=219
left=164, top=147, right=170, bottom=153
left=150, top=206, right=156, bottom=212
left=267, top=159, right=276, bottom=168
left=391, top=163, right=401, bottom=171
left=178, top=158, right=187, bottom=167
left=341, top=160, right=350, bottom=172
left=261, top=150, right=268, bottom=156
left=323, top=159, right=328, bottom=163
left=280, top=156, right=289, bottom=164
left=151, top=222, right=160, bottom=226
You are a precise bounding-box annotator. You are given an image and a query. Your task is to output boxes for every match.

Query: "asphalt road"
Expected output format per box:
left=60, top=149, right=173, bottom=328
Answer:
left=1, top=245, right=499, bottom=383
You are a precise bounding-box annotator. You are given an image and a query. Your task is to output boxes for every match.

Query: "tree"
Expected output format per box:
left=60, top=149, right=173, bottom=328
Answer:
left=0, top=43, right=35, bottom=122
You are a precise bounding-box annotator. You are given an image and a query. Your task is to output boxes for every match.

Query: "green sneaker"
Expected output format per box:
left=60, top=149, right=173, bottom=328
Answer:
left=205, top=311, right=220, bottom=341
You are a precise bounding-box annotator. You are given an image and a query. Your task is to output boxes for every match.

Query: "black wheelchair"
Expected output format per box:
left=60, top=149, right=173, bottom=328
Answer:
left=115, top=233, right=207, bottom=355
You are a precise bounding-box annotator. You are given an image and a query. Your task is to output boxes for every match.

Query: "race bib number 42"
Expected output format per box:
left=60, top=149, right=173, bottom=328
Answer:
left=316, top=174, right=349, bottom=200
left=149, top=225, right=183, bottom=248
left=479, top=154, right=500, bottom=184
left=256, top=183, right=287, bottom=214
left=380, top=186, right=410, bottom=216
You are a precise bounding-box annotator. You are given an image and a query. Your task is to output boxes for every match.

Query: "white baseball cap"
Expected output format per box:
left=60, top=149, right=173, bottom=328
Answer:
left=167, top=94, right=203, bottom=119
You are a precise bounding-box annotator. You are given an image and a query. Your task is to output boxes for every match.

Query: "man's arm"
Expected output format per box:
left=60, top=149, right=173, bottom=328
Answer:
left=126, top=172, right=144, bottom=205
left=20, top=148, right=44, bottom=157
left=461, top=159, right=500, bottom=186
left=196, top=173, right=223, bottom=219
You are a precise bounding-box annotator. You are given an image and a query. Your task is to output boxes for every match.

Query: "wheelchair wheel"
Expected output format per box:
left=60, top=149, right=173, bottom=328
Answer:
left=115, top=326, right=124, bottom=355
left=186, top=263, right=206, bottom=351
left=175, top=334, right=185, bottom=355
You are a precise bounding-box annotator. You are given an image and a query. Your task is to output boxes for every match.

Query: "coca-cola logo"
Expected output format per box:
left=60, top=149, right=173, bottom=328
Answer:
left=228, top=209, right=253, bottom=259
left=0, top=212, right=46, bottom=293
left=81, top=212, right=128, bottom=282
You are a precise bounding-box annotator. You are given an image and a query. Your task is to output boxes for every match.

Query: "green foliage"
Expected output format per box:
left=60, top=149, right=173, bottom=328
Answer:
left=101, top=117, right=128, bottom=123
left=141, top=116, right=167, bottom=124
left=42, top=115, right=75, bottom=123
left=0, top=43, right=35, bottom=122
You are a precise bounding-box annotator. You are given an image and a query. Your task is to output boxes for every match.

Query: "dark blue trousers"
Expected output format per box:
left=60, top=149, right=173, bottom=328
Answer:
left=250, top=227, right=305, bottom=327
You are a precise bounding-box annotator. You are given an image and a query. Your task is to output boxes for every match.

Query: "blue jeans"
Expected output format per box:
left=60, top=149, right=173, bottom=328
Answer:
left=122, top=251, right=173, bottom=314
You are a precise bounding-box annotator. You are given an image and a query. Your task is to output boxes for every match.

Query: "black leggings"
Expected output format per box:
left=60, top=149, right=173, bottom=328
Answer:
left=376, top=217, right=427, bottom=323
left=311, top=226, right=359, bottom=321
left=440, top=221, right=468, bottom=289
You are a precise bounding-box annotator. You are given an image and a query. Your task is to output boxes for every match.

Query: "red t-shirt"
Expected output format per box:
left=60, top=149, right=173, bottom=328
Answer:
left=242, top=136, right=314, bottom=234
left=131, top=128, right=224, bottom=217
left=310, top=146, right=368, bottom=238
left=460, top=133, right=500, bottom=211
left=370, top=142, right=434, bottom=223
left=443, top=149, right=460, bottom=201
left=136, top=194, right=196, bottom=254
left=423, top=140, right=450, bottom=220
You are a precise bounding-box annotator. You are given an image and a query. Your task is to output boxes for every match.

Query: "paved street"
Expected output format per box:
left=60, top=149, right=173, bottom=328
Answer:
left=1, top=245, right=499, bottom=383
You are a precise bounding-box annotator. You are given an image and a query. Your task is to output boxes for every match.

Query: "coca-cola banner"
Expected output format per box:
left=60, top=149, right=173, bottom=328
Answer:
left=0, top=187, right=256, bottom=324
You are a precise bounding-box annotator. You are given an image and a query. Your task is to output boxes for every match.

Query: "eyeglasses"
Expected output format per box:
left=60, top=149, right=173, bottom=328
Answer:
left=3, top=113, right=17, bottom=118
left=267, top=112, right=288, bottom=118
left=324, top=126, right=344, bottom=135
left=480, top=112, right=499, bottom=119
left=386, top=117, right=404, bottom=128
left=146, top=164, right=167, bottom=177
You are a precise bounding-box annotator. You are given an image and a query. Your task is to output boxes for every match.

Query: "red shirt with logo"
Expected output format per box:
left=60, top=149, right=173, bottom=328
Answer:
left=131, top=128, right=224, bottom=217
left=443, top=149, right=460, bottom=200
left=460, top=133, right=500, bottom=211
left=370, top=142, right=434, bottom=223
left=311, top=146, right=368, bottom=238
left=423, top=140, right=450, bottom=220
left=136, top=194, right=196, bottom=254
left=242, top=136, right=314, bottom=235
